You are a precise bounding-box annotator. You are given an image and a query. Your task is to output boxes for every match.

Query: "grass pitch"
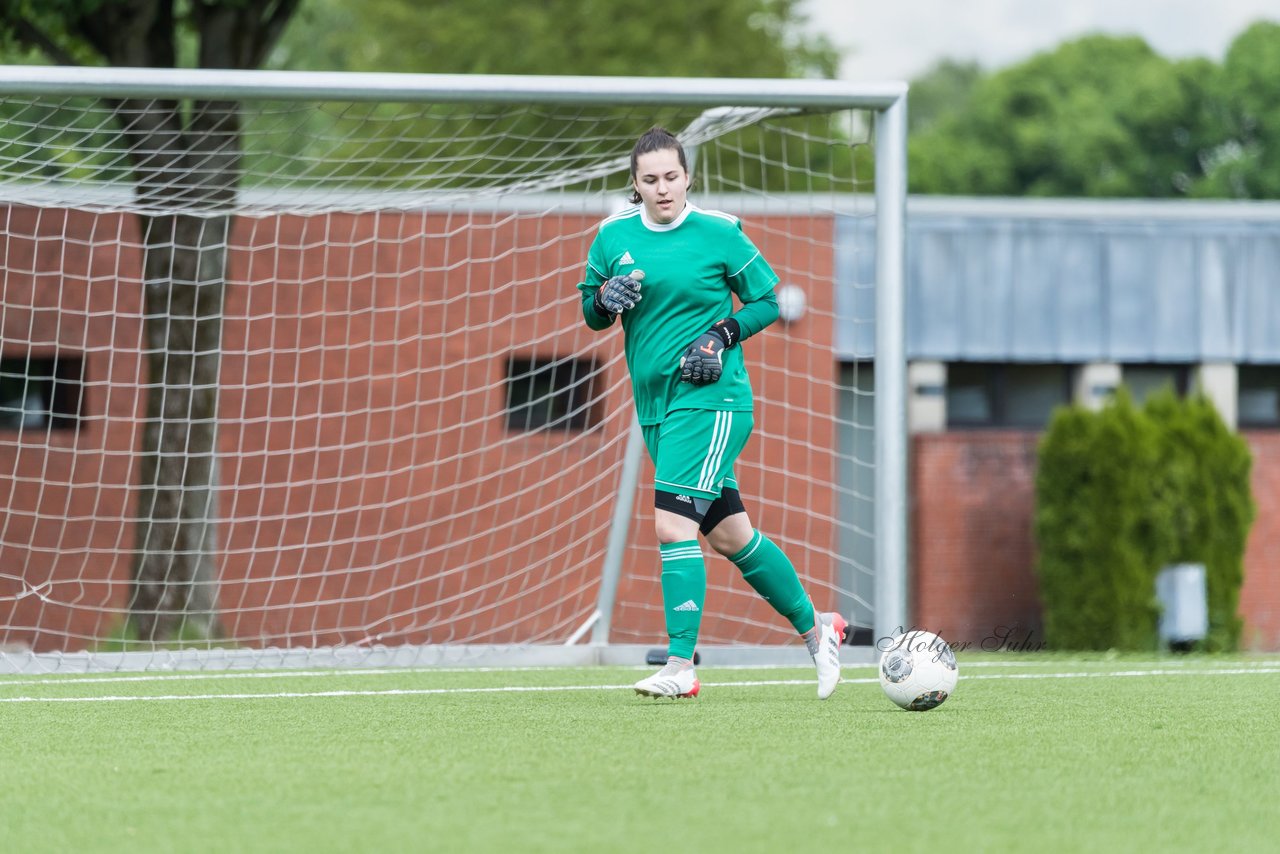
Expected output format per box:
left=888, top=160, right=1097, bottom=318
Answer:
left=1, top=655, right=1277, bottom=853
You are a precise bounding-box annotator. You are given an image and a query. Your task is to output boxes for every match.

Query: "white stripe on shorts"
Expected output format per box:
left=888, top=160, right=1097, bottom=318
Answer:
left=697, top=411, right=733, bottom=493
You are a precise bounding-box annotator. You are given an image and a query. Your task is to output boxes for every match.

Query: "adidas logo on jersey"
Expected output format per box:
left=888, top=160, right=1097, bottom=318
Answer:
left=673, top=600, right=700, bottom=612
left=620, top=251, right=634, bottom=265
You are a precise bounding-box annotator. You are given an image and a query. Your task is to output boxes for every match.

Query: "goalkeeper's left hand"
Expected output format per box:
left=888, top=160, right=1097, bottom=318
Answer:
left=679, top=320, right=738, bottom=385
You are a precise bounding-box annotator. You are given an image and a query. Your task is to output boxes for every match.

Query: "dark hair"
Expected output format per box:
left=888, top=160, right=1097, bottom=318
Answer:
left=628, top=126, right=688, bottom=204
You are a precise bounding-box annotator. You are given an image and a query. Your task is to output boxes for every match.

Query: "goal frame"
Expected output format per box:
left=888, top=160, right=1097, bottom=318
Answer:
left=0, top=66, right=907, bottom=671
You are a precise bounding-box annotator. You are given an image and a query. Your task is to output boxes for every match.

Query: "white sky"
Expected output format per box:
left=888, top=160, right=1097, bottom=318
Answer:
left=804, top=0, right=1280, bottom=82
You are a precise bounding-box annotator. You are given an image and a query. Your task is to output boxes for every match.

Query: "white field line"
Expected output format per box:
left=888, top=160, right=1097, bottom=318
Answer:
left=941, top=658, right=1280, bottom=668
left=0, top=667, right=1277, bottom=704
left=2, top=657, right=1277, bottom=690
left=0, top=667, right=573, bottom=688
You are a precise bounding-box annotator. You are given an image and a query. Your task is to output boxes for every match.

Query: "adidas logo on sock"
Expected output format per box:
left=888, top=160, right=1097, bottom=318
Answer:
left=673, top=600, right=700, bottom=612
left=620, top=251, right=634, bottom=265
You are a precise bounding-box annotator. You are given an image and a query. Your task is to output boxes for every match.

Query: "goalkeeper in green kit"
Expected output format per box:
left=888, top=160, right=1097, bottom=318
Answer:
left=578, top=127, right=846, bottom=700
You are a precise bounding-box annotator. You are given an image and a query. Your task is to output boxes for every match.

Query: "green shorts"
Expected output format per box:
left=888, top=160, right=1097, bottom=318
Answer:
left=642, top=408, right=754, bottom=500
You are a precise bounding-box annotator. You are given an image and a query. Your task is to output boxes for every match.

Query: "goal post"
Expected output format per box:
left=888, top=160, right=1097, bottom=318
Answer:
left=0, top=66, right=907, bottom=672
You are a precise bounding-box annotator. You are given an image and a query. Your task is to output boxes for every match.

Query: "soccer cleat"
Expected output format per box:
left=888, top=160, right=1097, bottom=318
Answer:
left=633, top=664, right=700, bottom=699
left=813, top=612, right=848, bottom=700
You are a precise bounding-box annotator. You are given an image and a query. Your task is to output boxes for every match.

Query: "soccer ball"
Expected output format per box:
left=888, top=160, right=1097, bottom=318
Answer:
left=878, top=630, right=959, bottom=711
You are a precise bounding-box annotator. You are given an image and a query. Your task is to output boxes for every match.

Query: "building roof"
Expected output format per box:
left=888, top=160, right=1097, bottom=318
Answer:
left=836, top=196, right=1280, bottom=364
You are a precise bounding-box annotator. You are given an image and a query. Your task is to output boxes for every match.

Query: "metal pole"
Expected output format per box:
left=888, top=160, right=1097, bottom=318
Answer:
left=0, top=65, right=910, bottom=109
left=874, top=94, right=909, bottom=644
left=591, top=415, right=645, bottom=644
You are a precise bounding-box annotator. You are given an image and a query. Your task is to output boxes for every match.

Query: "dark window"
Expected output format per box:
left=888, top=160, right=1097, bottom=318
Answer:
left=0, top=355, right=85, bottom=431
left=946, top=363, right=1072, bottom=429
left=505, top=356, right=598, bottom=432
left=1121, top=364, right=1190, bottom=406
left=1239, top=365, right=1280, bottom=428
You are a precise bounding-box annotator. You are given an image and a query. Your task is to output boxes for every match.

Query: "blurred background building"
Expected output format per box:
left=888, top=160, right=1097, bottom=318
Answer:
left=834, top=196, right=1280, bottom=649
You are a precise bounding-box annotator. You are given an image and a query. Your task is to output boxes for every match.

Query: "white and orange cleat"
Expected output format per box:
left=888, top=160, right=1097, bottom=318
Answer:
left=633, top=662, right=700, bottom=699
left=814, top=612, right=848, bottom=700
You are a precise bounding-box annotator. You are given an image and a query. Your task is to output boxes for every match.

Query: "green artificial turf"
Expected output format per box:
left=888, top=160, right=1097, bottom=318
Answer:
left=1, top=656, right=1276, bottom=853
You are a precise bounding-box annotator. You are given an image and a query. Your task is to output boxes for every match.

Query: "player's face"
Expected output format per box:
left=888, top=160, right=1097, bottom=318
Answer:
left=633, top=148, right=689, bottom=224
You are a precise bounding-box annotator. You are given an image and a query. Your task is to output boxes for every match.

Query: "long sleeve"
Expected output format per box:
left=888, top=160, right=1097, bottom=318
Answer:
left=579, top=285, right=616, bottom=330
left=576, top=232, right=615, bottom=330
left=729, top=290, right=779, bottom=342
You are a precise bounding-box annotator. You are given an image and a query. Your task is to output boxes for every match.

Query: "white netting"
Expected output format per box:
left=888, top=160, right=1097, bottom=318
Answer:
left=0, top=83, right=876, bottom=667
left=0, top=97, right=782, bottom=213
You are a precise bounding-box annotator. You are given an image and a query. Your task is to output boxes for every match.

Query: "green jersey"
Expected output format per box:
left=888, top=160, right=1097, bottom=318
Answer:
left=578, top=203, right=779, bottom=426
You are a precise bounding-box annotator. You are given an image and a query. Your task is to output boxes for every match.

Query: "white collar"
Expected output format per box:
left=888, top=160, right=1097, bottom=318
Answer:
left=639, top=200, right=695, bottom=232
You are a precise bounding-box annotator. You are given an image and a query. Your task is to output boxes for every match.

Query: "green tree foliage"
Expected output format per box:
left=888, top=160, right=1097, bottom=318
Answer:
left=910, top=35, right=1219, bottom=197
left=1143, top=391, right=1255, bottom=649
left=1035, top=389, right=1255, bottom=651
left=272, top=0, right=837, bottom=79
left=253, top=0, right=852, bottom=196
left=906, top=59, right=983, bottom=135
left=1035, top=391, right=1165, bottom=650
left=0, top=1, right=851, bottom=197
left=1193, top=21, right=1280, bottom=198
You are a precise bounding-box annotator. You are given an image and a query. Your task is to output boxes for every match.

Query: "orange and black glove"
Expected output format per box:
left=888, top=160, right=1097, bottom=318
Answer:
left=679, top=319, right=739, bottom=386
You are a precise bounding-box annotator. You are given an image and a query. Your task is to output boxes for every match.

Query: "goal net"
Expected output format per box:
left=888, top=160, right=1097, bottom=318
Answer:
left=0, top=68, right=905, bottom=671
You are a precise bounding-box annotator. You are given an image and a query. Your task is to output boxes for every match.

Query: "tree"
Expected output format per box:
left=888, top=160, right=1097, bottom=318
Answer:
left=1035, top=388, right=1254, bottom=651
left=1035, top=391, right=1167, bottom=650
left=273, top=0, right=837, bottom=79
left=1194, top=21, right=1280, bottom=198
left=909, top=34, right=1221, bottom=197
left=264, top=0, right=849, bottom=195
left=906, top=59, right=984, bottom=135
left=1143, top=391, right=1254, bottom=650
left=0, top=0, right=302, bottom=641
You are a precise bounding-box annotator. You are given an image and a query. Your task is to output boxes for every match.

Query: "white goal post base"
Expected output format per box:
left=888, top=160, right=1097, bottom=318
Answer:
left=0, top=644, right=878, bottom=675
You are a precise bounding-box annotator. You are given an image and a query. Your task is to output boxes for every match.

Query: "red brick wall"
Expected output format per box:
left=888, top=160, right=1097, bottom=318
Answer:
left=0, top=207, right=143, bottom=650
left=1240, top=432, right=1280, bottom=651
left=0, top=206, right=840, bottom=652
left=911, top=432, right=1044, bottom=649
left=14, top=202, right=1271, bottom=655
left=912, top=430, right=1280, bottom=652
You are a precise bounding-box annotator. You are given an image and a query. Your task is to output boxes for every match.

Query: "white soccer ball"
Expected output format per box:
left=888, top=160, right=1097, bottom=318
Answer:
left=775, top=284, right=807, bottom=323
left=878, top=630, right=959, bottom=711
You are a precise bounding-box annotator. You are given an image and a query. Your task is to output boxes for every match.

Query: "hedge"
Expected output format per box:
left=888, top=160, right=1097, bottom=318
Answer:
left=1034, top=388, right=1254, bottom=651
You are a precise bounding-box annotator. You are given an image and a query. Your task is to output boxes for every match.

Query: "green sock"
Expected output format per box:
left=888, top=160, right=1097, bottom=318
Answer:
left=730, top=530, right=815, bottom=634
left=660, top=540, right=706, bottom=660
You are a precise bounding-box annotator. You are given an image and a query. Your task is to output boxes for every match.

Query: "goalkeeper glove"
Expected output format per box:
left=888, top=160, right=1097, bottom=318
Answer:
left=593, top=270, right=645, bottom=316
left=679, top=319, right=740, bottom=386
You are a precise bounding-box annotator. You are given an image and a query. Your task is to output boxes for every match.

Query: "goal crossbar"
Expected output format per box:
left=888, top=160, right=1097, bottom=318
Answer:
left=0, top=64, right=906, bottom=109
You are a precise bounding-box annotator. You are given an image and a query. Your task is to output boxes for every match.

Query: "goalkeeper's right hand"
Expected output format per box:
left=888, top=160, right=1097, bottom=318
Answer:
left=593, top=270, right=644, bottom=316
